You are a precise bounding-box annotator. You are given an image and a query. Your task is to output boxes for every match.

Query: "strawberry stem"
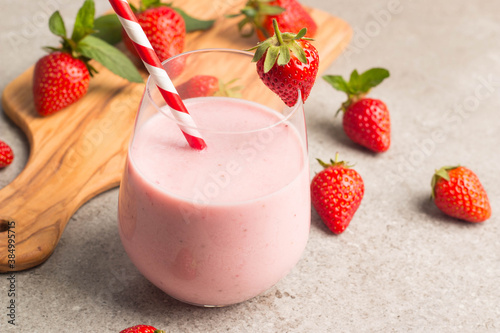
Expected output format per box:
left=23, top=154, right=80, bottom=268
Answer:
left=248, top=20, right=310, bottom=73
left=273, top=19, right=284, bottom=44
left=333, top=152, right=340, bottom=164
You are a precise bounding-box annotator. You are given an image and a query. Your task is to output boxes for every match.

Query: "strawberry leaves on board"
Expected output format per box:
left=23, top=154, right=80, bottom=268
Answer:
left=33, top=0, right=144, bottom=116
left=174, top=7, right=215, bottom=33
left=229, top=0, right=317, bottom=41
left=45, top=0, right=142, bottom=83
left=228, top=0, right=285, bottom=38
left=78, top=35, right=142, bottom=83
left=92, top=13, right=123, bottom=45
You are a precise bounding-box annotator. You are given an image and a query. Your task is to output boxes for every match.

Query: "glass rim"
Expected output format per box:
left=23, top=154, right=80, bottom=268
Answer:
left=144, top=48, right=303, bottom=135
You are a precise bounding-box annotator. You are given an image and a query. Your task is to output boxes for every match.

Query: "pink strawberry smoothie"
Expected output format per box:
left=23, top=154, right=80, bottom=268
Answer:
left=118, top=97, right=310, bottom=306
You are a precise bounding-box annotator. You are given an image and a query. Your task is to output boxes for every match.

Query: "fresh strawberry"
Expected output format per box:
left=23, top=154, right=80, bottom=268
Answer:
left=176, top=75, right=243, bottom=99
left=323, top=68, right=391, bottom=152
left=33, top=0, right=142, bottom=116
left=34, top=52, right=90, bottom=116
left=431, top=166, right=491, bottom=223
left=121, top=0, right=215, bottom=63
left=249, top=20, right=319, bottom=107
left=177, top=75, right=219, bottom=99
left=310, top=154, right=364, bottom=234
left=232, top=0, right=317, bottom=41
left=122, top=2, right=185, bottom=63
left=120, top=325, right=164, bottom=333
left=0, top=141, right=14, bottom=168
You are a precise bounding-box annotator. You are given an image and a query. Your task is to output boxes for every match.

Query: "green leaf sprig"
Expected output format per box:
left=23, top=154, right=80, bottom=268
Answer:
left=323, top=68, right=390, bottom=113
left=46, top=0, right=143, bottom=83
left=92, top=14, right=122, bottom=45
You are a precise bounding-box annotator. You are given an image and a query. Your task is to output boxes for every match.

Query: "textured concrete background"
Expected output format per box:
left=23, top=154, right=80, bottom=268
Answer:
left=1, top=0, right=499, bottom=332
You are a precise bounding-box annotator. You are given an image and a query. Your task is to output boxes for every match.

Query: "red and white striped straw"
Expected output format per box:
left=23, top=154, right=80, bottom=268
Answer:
left=109, top=0, right=206, bottom=150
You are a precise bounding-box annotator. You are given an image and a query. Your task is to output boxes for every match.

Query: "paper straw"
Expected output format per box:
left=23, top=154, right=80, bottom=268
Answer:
left=109, top=0, right=206, bottom=150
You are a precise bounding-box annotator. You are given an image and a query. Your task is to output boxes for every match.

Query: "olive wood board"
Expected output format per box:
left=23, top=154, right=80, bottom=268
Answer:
left=0, top=0, right=352, bottom=272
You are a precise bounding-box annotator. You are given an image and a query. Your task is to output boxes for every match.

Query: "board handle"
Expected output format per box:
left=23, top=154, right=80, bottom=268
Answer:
left=0, top=149, right=122, bottom=272
left=0, top=162, right=78, bottom=272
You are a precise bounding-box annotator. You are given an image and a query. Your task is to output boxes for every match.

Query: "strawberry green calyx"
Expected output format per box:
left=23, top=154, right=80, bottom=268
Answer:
left=154, top=330, right=166, bottom=333
left=214, top=78, right=244, bottom=98
left=431, top=165, right=460, bottom=199
left=248, top=19, right=311, bottom=73
left=229, top=0, right=285, bottom=38
left=134, top=0, right=163, bottom=12
left=323, top=68, right=390, bottom=113
left=317, top=153, right=354, bottom=170
left=45, top=0, right=142, bottom=83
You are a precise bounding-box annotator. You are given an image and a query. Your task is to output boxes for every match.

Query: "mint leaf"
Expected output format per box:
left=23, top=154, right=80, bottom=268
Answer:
left=129, top=3, right=139, bottom=12
left=359, top=68, right=390, bottom=92
left=49, top=11, right=67, bottom=38
left=93, top=14, right=122, bottom=45
left=348, top=69, right=361, bottom=93
left=259, top=5, right=285, bottom=15
left=241, top=7, right=258, bottom=19
left=324, top=67, right=390, bottom=102
left=72, top=0, right=96, bottom=43
left=322, top=75, right=350, bottom=94
left=141, top=0, right=162, bottom=11
left=78, top=35, right=143, bottom=83
left=174, top=7, right=215, bottom=32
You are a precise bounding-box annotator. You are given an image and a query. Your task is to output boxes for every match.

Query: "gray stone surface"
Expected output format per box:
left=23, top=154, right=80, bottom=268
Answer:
left=1, top=0, right=499, bottom=332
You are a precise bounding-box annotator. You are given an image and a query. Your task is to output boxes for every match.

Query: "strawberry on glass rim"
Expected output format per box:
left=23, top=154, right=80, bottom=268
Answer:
left=323, top=68, right=391, bottom=153
left=33, top=0, right=142, bottom=116
left=248, top=19, right=319, bottom=107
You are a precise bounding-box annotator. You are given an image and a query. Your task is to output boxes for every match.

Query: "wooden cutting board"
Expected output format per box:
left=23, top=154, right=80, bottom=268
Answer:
left=0, top=0, right=351, bottom=272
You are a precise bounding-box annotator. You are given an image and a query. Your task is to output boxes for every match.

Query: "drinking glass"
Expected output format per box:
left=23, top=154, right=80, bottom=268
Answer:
left=118, top=49, right=310, bottom=307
